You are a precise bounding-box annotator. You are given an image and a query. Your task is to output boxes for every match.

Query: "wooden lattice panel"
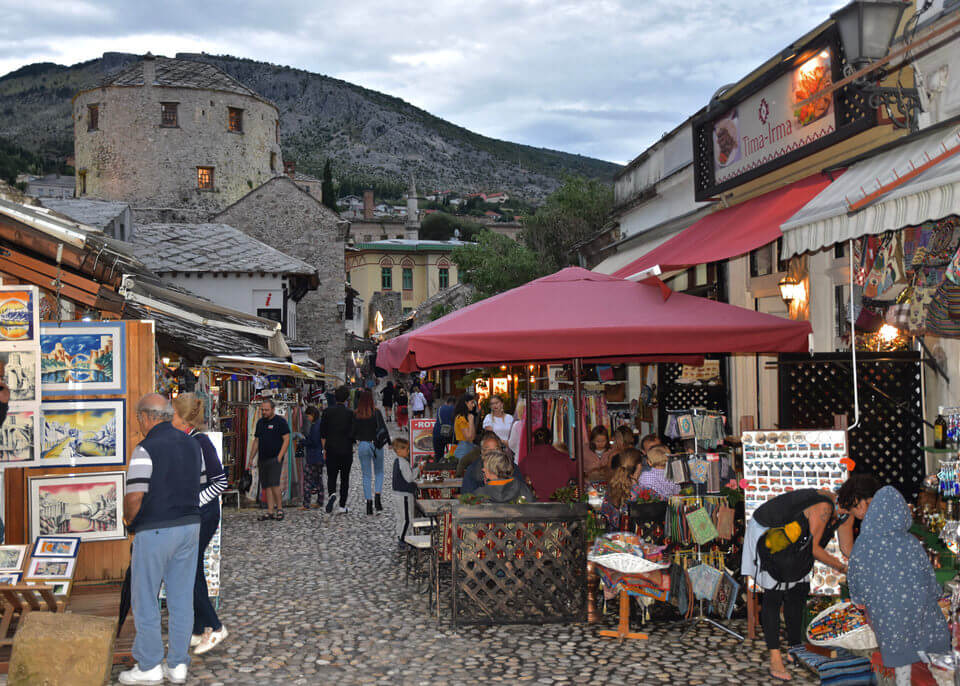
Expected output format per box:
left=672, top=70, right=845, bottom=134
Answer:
left=778, top=352, right=925, bottom=499
left=451, top=504, right=587, bottom=627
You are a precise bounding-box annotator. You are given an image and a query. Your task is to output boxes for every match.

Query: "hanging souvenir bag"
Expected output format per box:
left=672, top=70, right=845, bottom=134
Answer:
left=688, top=458, right=708, bottom=484
left=925, top=278, right=960, bottom=337
left=716, top=503, right=735, bottom=540
left=686, top=506, right=718, bottom=545
left=686, top=563, right=723, bottom=602
left=677, top=414, right=695, bottom=439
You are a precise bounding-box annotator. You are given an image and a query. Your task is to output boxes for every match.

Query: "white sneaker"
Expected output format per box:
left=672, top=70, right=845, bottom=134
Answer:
left=194, top=626, right=228, bottom=655
left=162, top=662, right=188, bottom=684
left=337, top=506, right=349, bottom=514
left=118, top=664, right=163, bottom=685
left=189, top=633, right=205, bottom=648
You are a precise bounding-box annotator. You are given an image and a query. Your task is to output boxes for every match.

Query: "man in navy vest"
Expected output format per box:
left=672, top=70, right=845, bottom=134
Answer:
left=119, top=394, right=201, bottom=686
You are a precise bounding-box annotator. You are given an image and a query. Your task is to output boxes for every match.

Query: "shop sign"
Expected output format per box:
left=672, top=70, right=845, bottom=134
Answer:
left=693, top=29, right=875, bottom=201
left=410, top=417, right=436, bottom=465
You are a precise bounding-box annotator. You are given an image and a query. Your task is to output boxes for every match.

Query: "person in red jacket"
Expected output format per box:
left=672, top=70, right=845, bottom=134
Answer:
left=519, top=428, right=577, bottom=502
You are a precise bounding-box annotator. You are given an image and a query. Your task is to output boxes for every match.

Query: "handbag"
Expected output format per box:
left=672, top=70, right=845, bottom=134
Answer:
left=374, top=411, right=391, bottom=449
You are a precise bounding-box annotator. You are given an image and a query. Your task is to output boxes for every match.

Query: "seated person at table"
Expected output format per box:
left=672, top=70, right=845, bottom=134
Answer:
left=583, top=425, right=613, bottom=481
left=519, top=428, right=577, bottom=502
left=462, top=433, right=525, bottom=494
left=457, top=430, right=501, bottom=477
left=474, top=450, right=535, bottom=503
left=607, top=425, right=636, bottom=471
left=636, top=446, right=680, bottom=500
left=848, top=486, right=949, bottom=683
left=600, top=448, right=645, bottom=530
left=390, top=438, right=418, bottom=543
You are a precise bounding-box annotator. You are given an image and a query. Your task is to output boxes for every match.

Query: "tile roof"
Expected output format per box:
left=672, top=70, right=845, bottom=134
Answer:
left=291, top=172, right=321, bottom=183
left=130, top=223, right=317, bottom=275
left=39, top=198, right=129, bottom=230
left=105, top=57, right=261, bottom=99
left=28, top=175, right=76, bottom=189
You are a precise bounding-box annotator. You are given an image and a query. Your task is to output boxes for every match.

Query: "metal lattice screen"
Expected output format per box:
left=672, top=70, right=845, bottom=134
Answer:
left=778, top=352, right=925, bottom=499
left=657, top=359, right=730, bottom=440
left=451, top=504, right=587, bottom=627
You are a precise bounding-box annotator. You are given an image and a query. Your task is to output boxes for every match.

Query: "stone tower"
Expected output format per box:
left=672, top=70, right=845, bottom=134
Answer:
left=72, top=54, right=282, bottom=214
left=405, top=177, right=419, bottom=240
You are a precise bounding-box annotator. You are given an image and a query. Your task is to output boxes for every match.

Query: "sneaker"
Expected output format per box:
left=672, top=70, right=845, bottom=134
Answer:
left=194, top=626, right=228, bottom=655
left=162, top=662, right=188, bottom=684
left=325, top=494, right=337, bottom=513
left=190, top=633, right=205, bottom=647
left=118, top=664, right=164, bottom=685
left=366, top=500, right=374, bottom=515
left=337, top=506, right=349, bottom=514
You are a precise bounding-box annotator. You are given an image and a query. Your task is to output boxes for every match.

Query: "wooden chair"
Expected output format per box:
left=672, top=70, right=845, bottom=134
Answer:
left=0, top=583, right=65, bottom=646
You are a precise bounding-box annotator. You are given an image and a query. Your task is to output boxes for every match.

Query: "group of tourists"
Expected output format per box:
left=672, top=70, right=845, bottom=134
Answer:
left=119, top=393, right=228, bottom=685
left=381, top=379, right=436, bottom=424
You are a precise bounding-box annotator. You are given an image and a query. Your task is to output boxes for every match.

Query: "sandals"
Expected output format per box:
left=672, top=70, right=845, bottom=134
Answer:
left=257, top=513, right=275, bottom=521
left=275, top=510, right=285, bottom=521
left=768, top=670, right=792, bottom=682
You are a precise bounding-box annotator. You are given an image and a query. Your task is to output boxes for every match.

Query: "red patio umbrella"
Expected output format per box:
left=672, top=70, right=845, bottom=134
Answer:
left=377, top=268, right=811, bottom=492
left=377, top=267, right=811, bottom=371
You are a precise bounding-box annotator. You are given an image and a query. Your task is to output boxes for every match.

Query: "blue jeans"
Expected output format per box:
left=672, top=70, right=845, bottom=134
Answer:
left=357, top=441, right=384, bottom=501
left=132, top=523, right=200, bottom=671
left=192, top=506, right=222, bottom=634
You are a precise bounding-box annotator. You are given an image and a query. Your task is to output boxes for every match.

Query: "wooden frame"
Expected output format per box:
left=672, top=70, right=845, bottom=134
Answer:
left=30, top=536, right=80, bottom=559
left=25, top=557, right=75, bottom=580
left=0, top=546, right=27, bottom=572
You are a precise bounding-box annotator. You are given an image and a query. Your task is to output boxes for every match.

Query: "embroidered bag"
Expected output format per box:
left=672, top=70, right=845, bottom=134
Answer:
left=686, top=563, right=723, bottom=602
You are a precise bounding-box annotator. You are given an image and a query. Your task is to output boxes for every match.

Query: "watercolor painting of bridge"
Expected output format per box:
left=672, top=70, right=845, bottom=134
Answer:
left=39, top=322, right=125, bottom=396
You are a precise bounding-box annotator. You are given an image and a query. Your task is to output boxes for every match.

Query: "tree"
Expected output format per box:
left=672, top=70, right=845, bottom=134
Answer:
left=521, top=176, right=614, bottom=269
left=321, top=159, right=337, bottom=212
left=420, top=213, right=483, bottom=241
left=452, top=230, right=550, bottom=301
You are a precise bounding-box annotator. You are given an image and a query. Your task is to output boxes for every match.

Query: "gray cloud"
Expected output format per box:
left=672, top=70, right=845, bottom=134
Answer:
left=0, top=0, right=850, bottom=162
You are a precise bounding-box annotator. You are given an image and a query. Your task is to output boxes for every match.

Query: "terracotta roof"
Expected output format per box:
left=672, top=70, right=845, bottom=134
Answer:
left=104, top=57, right=261, bottom=99
left=130, top=223, right=317, bottom=275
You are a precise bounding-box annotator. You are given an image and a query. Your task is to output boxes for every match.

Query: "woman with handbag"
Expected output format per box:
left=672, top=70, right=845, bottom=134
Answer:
left=353, top=390, right=390, bottom=515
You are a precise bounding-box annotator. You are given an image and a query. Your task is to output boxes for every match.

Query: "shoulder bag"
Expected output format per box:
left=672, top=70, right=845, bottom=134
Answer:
left=374, top=411, right=391, bottom=449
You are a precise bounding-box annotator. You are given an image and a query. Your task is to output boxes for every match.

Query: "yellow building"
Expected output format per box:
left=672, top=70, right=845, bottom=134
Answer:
left=345, top=239, right=464, bottom=334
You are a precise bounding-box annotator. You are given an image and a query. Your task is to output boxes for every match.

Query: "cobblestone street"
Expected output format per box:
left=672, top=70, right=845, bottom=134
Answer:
left=110, top=438, right=817, bottom=685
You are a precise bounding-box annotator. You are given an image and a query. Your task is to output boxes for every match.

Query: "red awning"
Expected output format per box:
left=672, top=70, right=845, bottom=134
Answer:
left=612, top=172, right=839, bottom=279
left=376, top=267, right=811, bottom=372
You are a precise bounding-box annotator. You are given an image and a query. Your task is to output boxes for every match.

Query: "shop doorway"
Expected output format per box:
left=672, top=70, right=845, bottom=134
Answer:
left=777, top=352, right=925, bottom=499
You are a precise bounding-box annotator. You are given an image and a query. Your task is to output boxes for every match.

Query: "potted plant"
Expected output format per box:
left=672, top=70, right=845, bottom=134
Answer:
left=628, top=489, right=668, bottom=524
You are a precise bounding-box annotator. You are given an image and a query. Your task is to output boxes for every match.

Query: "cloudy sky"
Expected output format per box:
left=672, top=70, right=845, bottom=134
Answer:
left=0, top=0, right=850, bottom=163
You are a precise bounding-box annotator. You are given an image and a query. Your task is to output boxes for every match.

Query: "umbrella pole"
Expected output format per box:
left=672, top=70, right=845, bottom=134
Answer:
left=525, top=366, right=533, bottom=456
left=573, top=358, right=584, bottom=495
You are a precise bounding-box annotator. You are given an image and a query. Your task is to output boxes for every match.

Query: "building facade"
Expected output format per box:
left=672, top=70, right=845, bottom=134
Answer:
left=72, top=54, right=282, bottom=213
left=345, top=239, right=464, bottom=334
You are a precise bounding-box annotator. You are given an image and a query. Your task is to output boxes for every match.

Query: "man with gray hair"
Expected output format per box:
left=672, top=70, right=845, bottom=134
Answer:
left=119, top=393, right=201, bottom=685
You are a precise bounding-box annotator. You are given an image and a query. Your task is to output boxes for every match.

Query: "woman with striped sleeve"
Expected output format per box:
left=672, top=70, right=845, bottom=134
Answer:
left=172, top=393, right=229, bottom=655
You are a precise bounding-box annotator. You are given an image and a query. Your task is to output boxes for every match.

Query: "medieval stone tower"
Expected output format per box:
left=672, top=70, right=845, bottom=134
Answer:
left=72, top=54, right=282, bottom=213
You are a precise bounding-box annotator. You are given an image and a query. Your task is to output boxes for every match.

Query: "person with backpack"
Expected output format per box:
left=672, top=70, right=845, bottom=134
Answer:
left=353, top=390, right=390, bottom=515
left=741, top=489, right=848, bottom=682
left=433, top=396, right=456, bottom=460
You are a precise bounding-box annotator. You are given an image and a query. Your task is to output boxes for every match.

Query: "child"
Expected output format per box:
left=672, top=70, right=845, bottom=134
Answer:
left=391, top=438, right=419, bottom=543
left=848, top=486, right=950, bottom=685
left=395, top=385, right=409, bottom=429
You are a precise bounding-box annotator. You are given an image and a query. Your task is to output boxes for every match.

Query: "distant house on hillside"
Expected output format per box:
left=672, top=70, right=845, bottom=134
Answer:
left=485, top=192, right=509, bottom=204
left=23, top=174, right=75, bottom=199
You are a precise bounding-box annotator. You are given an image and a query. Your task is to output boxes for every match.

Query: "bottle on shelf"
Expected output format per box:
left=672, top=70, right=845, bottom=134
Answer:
left=935, top=407, right=947, bottom=450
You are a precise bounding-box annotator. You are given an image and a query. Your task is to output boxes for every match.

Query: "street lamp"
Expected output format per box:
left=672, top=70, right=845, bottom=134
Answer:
left=830, top=0, right=922, bottom=129
left=336, top=301, right=345, bottom=320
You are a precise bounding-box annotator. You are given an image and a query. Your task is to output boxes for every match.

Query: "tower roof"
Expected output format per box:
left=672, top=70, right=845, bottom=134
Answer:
left=103, top=56, right=262, bottom=100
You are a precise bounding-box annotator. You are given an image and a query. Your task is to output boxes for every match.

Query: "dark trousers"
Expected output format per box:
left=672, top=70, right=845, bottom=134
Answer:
left=326, top=451, right=353, bottom=506
left=302, top=463, right=324, bottom=505
left=760, top=582, right=809, bottom=650
left=192, top=504, right=222, bottom=634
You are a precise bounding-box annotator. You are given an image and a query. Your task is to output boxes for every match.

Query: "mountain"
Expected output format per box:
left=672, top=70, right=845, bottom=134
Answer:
left=0, top=52, right=621, bottom=201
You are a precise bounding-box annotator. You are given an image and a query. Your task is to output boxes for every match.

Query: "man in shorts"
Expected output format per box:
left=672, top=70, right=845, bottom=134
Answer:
left=247, top=399, right=290, bottom=520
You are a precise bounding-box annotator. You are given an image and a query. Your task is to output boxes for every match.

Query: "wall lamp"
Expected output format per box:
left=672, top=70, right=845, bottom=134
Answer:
left=778, top=276, right=806, bottom=306
left=830, top=0, right=925, bottom=130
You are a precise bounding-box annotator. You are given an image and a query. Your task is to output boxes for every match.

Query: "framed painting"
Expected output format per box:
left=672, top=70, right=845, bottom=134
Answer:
left=26, top=557, right=76, bottom=580
left=0, top=349, right=39, bottom=403
left=29, top=472, right=125, bottom=542
left=0, top=410, right=38, bottom=465
left=40, top=322, right=125, bottom=396
left=0, top=572, right=22, bottom=585
left=0, top=545, right=27, bottom=571
left=31, top=536, right=80, bottom=559
left=0, top=286, right=39, bottom=345
left=27, top=579, right=70, bottom=596
left=39, top=400, right=125, bottom=467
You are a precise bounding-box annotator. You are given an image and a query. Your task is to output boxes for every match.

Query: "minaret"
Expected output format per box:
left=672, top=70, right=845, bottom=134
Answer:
left=405, top=176, right=419, bottom=239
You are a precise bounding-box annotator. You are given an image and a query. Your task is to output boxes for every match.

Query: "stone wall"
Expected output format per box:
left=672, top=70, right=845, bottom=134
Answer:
left=215, top=176, right=348, bottom=381
left=74, top=81, right=281, bottom=212
left=368, top=291, right=403, bottom=331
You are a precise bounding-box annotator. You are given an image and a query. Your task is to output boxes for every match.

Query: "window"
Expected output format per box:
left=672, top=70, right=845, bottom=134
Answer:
left=197, top=166, right=214, bottom=190
left=438, top=267, right=449, bottom=289
left=270, top=152, right=277, bottom=171
left=749, top=238, right=788, bottom=278
left=381, top=267, right=393, bottom=290
left=160, top=102, right=178, bottom=127
left=228, top=107, right=243, bottom=133
left=346, top=270, right=351, bottom=284
left=78, top=171, right=87, bottom=195
left=402, top=267, right=413, bottom=291
left=87, top=104, right=99, bottom=131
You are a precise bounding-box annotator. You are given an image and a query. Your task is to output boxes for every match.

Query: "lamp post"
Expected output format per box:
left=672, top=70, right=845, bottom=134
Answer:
left=830, top=0, right=923, bottom=130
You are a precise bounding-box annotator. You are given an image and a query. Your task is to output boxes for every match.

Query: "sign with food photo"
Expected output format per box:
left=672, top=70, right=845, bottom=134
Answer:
left=710, top=49, right=836, bottom=187
left=410, top=417, right=436, bottom=464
